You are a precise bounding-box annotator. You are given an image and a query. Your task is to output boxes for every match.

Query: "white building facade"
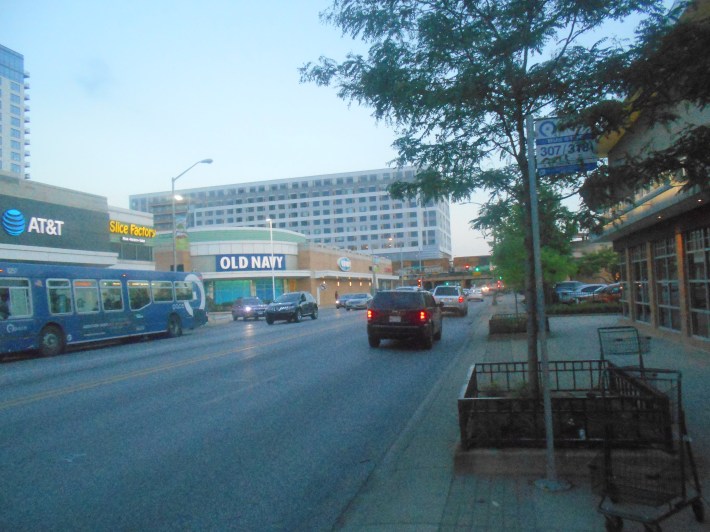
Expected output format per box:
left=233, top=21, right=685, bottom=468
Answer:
left=129, top=167, right=453, bottom=264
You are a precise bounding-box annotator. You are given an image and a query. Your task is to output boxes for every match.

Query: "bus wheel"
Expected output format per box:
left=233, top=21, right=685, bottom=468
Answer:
left=39, top=325, right=65, bottom=357
left=167, top=315, right=183, bottom=337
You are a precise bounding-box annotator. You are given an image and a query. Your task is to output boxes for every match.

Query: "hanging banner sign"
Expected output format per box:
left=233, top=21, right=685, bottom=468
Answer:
left=535, top=118, right=598, bottom=176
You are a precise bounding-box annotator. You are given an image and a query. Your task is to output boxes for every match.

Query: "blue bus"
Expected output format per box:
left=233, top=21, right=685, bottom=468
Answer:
left=0, top=262, right=208, bottom=357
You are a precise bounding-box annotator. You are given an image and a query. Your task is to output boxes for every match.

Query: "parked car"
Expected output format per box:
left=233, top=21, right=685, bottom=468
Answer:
left=467, top=287, right=484, bottom=301
left=431, top=285, right=468, bottom=316
left=345, top=293, right=373, bottom=310
left=366, top=290, right=443, bottom=349
left=553, top=281, right=585, bottom=303
left=558, top=283, right=608, bottom=304
left=336, top=293, right=358, bottom=309
left=592, top=282, right=623, bottom=303
left=265, top=291, right=318, bottom=324
left=231, top=296, right=267, bottom=321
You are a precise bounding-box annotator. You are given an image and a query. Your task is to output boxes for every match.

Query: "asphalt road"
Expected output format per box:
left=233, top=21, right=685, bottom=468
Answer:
left=0, top=301, right=487, bottom=531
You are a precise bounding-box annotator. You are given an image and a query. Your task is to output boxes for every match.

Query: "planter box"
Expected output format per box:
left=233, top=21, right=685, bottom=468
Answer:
left=488, top=313, right=549, bottom=335
left=458, top=361, right=673, bottom=449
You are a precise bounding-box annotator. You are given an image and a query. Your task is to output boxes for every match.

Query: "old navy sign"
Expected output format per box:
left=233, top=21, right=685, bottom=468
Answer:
left=217, top=254, right=286, bottom=272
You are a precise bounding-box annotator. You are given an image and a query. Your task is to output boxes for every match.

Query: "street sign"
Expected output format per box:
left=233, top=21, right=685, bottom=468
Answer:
left=535, top=118, right=598, bottom=176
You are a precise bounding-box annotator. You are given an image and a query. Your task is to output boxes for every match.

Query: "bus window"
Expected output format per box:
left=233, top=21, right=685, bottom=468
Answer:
left=1, top=278, right=32, bottom=319
left=128, top=281, right=151, bottom=310
left=174, top=281, right=194, bottom=301
left=48, top=279, right=73, bottom=314
left=151, top=281, right=174, bottom=303
left=100, top=280, right=124, bottom=311
left=73, top=279, right=100, bottom=314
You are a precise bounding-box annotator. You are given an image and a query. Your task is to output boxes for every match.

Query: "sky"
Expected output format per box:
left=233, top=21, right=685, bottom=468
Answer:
left=2, top=1, right=669, bottom=258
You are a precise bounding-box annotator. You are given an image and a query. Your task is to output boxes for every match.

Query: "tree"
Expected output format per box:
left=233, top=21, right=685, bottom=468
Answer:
left=569, top=2, right=710, bottom=215
left=475, top=176, right=578, bottom=296
left=574, top=248, right=620, bottom=281
left=301, top=0, right=664, bottom=393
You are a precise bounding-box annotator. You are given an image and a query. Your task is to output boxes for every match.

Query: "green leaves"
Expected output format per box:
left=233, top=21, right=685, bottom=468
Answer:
left=303, top=0, right=663, bottom=208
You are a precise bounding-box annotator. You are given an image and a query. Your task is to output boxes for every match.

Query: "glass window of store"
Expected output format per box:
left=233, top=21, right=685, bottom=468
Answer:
left=619, top=257, right=630, bottom=317
left=630, top=244, right=651, bottom=323
left=686, top=227, right=710, bottom=339
left=215, top=280, right=251, bottom=305
left=653, top=237, right=680, bottom=331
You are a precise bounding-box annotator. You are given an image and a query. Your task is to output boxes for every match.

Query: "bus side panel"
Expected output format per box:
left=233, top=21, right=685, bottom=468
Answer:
left=67, top=312, right=137, bottom=344
left=0, top=317, right=38, bottom=354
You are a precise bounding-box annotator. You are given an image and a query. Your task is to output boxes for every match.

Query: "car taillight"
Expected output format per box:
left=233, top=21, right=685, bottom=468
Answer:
left=458, top=296, right=464, bottom=303
left=367, top=309, right=375, bottom=321
left=419, top=310, right=428, bottom=322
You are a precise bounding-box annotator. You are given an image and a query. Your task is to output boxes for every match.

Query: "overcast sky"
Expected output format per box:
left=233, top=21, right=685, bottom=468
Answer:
left=3, top=1, right=667, bottom=257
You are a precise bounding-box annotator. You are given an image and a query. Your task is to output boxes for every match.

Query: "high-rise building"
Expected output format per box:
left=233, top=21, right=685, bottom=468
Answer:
left=0, top=44, right=30, bottom=179
left=129, top=167, right=453, bottom=262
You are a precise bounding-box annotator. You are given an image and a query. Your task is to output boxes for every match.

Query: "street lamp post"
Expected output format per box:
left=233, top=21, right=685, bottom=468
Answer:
left=389, top=237, right=405, bottom=287
left=266, top=218, right=275, bottom=301
left=171, top=158, right=213, bottom=271
left=398, top=243, right=404, bottom=287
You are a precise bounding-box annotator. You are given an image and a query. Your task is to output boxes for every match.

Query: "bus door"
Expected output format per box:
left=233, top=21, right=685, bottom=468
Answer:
left=126, top=280, right=151, bottom=333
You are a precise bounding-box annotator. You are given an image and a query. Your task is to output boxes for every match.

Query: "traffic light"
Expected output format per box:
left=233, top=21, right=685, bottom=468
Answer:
left=417, top=278, right=422, bottom=288
left=475, top=266, right=480, bottom=272
left=465, top=264, right=470, bottom=271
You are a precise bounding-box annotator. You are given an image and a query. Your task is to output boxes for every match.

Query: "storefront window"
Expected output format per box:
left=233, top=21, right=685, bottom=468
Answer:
left=630, top=244, right=650, bottom=323
left=686, top=227, right=710, bottom=339
left=214, top=279, right=251, bottom=305
left=619, top=259, right=630, bottom=318
left=255, top=278, right=282, bottom=303
left=654, top=237, right=680, bottom=331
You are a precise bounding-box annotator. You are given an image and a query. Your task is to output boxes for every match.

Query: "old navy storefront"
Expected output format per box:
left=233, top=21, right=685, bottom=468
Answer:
left=166, top=227, right=395, bottom=306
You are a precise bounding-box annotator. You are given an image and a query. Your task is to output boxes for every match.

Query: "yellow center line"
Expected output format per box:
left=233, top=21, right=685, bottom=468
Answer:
left=1, top=320, right=353, bottom=410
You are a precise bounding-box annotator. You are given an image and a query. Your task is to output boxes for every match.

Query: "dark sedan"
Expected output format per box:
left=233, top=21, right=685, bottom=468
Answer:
left=265, top=291, right=319, bottom=324
left=231, top=296, right=267, bottom=321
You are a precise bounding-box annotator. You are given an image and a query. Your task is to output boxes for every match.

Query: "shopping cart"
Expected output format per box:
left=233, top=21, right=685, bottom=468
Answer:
left=598, top=326, right=646, bottom=369
left=589, top=368, right=704, bottom=531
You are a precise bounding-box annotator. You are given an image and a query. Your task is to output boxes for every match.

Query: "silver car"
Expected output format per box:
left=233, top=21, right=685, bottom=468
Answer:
left=345, top=293, right=373, bottom=310
left=431, top=285, right=468, bottom=316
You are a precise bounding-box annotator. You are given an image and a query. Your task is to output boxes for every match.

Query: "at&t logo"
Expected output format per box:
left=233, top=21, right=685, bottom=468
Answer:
left=2, top=208, right=65, bottom=237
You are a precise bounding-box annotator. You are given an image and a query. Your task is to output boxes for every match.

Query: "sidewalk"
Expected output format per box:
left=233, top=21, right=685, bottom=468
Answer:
left=335, top=293, right=710, bottom=531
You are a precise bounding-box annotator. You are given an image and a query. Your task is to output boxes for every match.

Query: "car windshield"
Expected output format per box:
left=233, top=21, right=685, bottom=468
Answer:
left=372, top=292, right=423, bottom=310
left=434, top=287, right=458, bottom=296
left=276, top=293, right=301, bottom=303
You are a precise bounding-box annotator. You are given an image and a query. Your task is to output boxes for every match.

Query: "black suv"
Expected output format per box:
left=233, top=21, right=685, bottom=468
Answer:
left=366, top=290, right=443, bottom=349
left=265, top=291, right=318, bottom=324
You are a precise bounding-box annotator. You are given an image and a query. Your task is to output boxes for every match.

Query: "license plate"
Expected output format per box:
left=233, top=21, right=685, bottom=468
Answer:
left=389, top=316, right=401, bottom=323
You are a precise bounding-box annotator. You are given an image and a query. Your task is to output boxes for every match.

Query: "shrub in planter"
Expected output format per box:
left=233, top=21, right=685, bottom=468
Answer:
left=547, top=302, right=621, bottom=315
left=489, top=313, right=549, bottom=334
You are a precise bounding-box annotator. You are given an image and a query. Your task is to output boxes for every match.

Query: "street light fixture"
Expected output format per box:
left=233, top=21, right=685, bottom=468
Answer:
left=171, top=158, right=212, bottom=271
left=266, top=218, right=275, bottom=301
